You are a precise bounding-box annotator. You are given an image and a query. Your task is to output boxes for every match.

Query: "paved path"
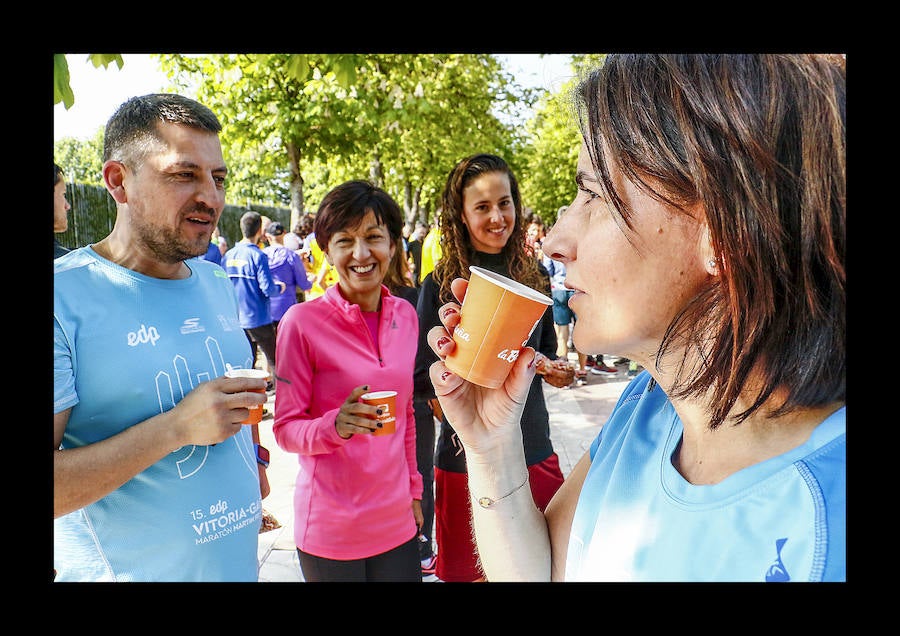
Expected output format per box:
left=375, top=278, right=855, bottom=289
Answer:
left=256, top=356, right=636, bottom=582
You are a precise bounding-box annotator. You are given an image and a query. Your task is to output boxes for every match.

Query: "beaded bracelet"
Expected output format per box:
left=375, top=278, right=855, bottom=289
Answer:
left=473, top=474, right=529, bottom=509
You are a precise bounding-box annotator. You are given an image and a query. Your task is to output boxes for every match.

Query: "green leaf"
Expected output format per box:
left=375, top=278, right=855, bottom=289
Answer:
left=285, top=55, right=309, bottom=83
left=332, top=58, right=357, bottom=88
left=88, top=54, right=124, bottom=70
left=53, top=54, right=75, bottom=109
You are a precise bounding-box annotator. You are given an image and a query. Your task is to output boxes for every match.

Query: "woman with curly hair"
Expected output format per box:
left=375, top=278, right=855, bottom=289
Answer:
left=412, top=153, right=573, bottom=582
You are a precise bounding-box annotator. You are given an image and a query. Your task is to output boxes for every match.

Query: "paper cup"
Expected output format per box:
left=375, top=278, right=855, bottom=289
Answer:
left=225, top=368, right=269, bottom=424
left=445, top=266, right=553, bottom=388
left=360, top=390, right=398, bottom=436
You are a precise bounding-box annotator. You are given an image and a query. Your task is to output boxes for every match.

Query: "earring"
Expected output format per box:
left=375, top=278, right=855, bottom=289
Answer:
left=708, top=258, right=717, bottom=269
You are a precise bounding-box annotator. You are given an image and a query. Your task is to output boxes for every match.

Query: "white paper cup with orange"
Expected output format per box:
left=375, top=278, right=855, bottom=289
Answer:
left=445, top=266, right=553, bottom=389
left=360, top=390, right=398, bottom=436
left=224, top=368, right=270, bottom=424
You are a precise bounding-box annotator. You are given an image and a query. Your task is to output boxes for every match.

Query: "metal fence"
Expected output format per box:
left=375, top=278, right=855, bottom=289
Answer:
left=57, top=183, right=292, bottom=251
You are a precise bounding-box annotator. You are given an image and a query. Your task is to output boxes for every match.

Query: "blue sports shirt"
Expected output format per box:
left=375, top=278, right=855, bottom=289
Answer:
left=54, top=247, right=263, bottom=582
left=223, top=240, right=280, bottom=329
left=566, top=372, right=846, bottom=582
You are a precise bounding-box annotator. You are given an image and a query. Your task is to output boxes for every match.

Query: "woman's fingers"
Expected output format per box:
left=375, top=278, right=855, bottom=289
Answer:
left=450, top=277, right=469, bottom=304
left=429, top=359, right=465, bottom=398
left=428, top=277, right=469, bottom=358
left=336, top=385, right=380, bottom=435
left=427, top=324, right=456, bottom=359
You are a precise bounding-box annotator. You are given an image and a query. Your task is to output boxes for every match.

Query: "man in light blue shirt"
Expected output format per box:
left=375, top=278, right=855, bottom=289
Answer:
left=53, top=93, right=270, bottom=582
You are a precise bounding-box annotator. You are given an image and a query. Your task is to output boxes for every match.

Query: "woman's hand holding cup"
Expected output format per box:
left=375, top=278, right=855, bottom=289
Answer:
left=427, top=277, right=536, bottom=457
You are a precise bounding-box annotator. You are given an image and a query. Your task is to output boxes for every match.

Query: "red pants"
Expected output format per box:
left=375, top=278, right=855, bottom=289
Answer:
left=434, top=453, right=564, bottom=582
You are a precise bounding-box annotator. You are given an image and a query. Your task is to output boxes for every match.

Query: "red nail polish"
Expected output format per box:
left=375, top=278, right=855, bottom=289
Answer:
left=437, top=336, right=451, bottom=349
left=441, top=307, right=457, bottom=320
left=440, top=371, right=452, bottom=382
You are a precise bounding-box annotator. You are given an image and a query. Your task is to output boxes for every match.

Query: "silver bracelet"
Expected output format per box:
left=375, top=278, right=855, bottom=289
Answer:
left=473, top=474, right=529, bottom=509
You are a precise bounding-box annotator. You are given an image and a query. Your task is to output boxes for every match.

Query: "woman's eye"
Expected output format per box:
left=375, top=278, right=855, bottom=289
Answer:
left=578, top=185, right=600, bottom=200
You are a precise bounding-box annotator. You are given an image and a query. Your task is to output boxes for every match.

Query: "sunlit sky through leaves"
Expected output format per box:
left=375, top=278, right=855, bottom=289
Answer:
left=53, top=53, right=574, bottom=142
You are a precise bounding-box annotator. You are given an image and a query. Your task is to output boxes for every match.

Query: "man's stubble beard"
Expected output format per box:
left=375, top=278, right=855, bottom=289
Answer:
left=130, top=204, right=214, bottom=264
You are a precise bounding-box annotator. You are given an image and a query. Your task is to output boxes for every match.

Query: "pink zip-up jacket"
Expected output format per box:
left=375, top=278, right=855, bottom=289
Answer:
left=273, top=284, right=423, bottom=559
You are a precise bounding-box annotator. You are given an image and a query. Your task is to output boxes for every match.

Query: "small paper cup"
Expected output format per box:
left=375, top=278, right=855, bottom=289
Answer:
left=444, top=266, right=552, bottom=388
left=360, top=390, right=398, bottom=436
left=225, top=368, right=269, bottom=424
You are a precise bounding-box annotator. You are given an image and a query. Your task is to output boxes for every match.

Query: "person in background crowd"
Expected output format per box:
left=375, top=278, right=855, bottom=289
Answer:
left=284, top=223, right=303, bottom=252
left=418, top=215, right=443, bottom=284
left=54, top=93, right=268, bottom=582
left=216, top=226, right=229, bottom=256
left=288, top=213, right=315, bottom=254
left=524, top=216, right=545, bottom=260
left=273, top=180, right=422, bottom=582
left=542, top=214, right=588, bottom=387
left=424, top=54, right=846, bottom=582
left=414, top=153, right=573, bottom=582
left=589, top=354, right=619, bottom=376
left=264, top=221, right=312, bottom=328
left=285, top=214, right=316, bottom=301
left=224, top=210, right=284, bottom=390
left=256, top=214, right=273, bottom=249
left=305, top=220, right=339, bottom=301
left=54, top=163, right=72, bottom=258
left=406, top=222, right=426, bottom=289
left=200, top=225, right=224, bottom=266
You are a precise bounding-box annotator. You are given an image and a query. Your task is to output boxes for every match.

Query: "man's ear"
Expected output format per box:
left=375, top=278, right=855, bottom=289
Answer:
left=103, top=161, right=128, bottom=204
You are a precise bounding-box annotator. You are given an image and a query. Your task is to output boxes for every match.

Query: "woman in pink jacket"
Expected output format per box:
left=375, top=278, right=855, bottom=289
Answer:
left=273, top=180, right=423, bottom=582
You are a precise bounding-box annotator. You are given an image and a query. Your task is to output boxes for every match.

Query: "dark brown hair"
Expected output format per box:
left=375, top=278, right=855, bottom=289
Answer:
left=575, top=54, right=845, bottom=428
left=313, top=180, right=403, bottom=251
left=383, top=237, right=415, bottom=295
left=432, top=153, right=545, bottom=303
left=103, top=93, right=222, bottom=168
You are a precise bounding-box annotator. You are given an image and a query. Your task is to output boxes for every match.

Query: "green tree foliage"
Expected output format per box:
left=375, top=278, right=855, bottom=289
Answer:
left=54, top=128, right=104, bottom=186
left=157, top=54, right=381, bottom=225
left=519, top=54, right=607, bottom=226
left=53, top=53, right=604, bottom=242
left=362, top=54, right=537, bottom=226
left=518, top=83, right=581, bottom=225
left=155, top=54, right=537, bottom=229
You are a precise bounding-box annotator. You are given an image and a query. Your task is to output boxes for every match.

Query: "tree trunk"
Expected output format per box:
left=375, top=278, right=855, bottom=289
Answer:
left=287, top=141, right=305, bottom=231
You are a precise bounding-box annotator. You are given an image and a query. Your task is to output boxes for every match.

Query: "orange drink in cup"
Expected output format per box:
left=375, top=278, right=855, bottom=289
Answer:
left=224, top=368, right=270, bottom=424
left=360, top=390, right=398, bottom=436
left=444, top=266, right=553, bottom=389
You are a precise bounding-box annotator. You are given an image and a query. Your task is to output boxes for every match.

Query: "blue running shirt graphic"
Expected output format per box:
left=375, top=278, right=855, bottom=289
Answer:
left=765, top=537, right=790, bottom=582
